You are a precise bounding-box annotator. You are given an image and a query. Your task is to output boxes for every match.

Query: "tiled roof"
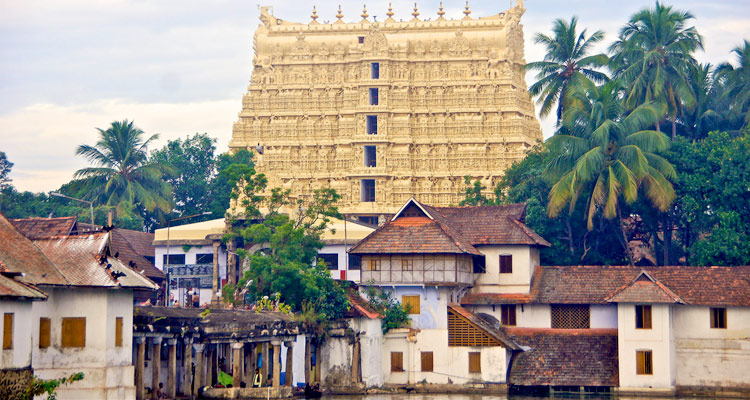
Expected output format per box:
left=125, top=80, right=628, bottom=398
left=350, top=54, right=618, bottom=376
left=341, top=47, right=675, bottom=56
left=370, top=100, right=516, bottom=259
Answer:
left=32, top=233, right=159, bottom=289
left=0, top=273, right=47, bottom=300
left=349, top=199, right=548, bottom=255
left=0, top=212, right=68, bottom=286
left=9, top=216, right=77, bottom=238
left=605, top=271, right=683, bottom=304
left=506, top=328, right=619, bottom=387
left=461, top=292, right=533, bottom=305
left=110, top=228, right=164, bottom=280
left=345, top=290, right=382, bottom=320
left=531, top=265, right=750, bottom=307
left=449, top=304, right=520, bottom=350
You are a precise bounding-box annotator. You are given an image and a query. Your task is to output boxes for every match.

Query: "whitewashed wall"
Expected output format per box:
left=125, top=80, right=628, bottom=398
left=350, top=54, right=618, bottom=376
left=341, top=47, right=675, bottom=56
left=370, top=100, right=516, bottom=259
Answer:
left=617, top=303, right=675, bottom=391
left=673, top=306, right=750, bottom=388
left=472, top=246, right=538, bottom=293
left=316, top=243, right=361, bottom=282
left=154, top=245, right=227, bottom=306
left=0, top=300, right=34, bottom=369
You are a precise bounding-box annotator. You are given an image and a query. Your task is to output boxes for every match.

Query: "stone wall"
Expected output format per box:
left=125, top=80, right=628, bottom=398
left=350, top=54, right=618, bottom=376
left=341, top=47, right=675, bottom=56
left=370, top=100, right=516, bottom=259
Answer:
left=0, top=367, right=33, bottom=400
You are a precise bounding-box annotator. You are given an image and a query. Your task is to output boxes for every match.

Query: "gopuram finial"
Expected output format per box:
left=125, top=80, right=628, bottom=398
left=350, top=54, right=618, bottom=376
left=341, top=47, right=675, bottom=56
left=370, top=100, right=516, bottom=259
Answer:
left=385, top=3, right=395, bottom=22
left=437, top=2, right=446, bottom=20
left=335, top=5, right=344, bottom=23
left=310, top=6, right=319, bottom=23
left=411, top=3, right=420, bottom=21
left=361, top=5, right=369, bottom=21
left=463, top=0, right=472, bottom=19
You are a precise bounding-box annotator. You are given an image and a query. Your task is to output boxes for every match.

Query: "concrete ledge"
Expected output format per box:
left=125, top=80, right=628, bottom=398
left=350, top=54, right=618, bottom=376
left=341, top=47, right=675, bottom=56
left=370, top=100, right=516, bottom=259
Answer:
left=379, top=383, right=508, bottom=395
left=202, top=386, right=293, bottom=399
left=677, top=385, right=750, bottom=399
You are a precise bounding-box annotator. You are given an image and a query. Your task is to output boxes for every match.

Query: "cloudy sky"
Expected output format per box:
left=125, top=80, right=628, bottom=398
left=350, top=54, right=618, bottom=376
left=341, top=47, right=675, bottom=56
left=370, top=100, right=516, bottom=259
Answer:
left=2, top=0, right=748, bottom=192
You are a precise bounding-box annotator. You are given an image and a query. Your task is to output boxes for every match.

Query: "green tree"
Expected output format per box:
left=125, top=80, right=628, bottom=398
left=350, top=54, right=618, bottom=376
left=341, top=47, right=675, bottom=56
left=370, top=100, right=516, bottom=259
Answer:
left=74, top=120, right=173, bottom=224
left=149, top=133, right=217, bottom=220
left=526, top=17, right=608, bottom=124
left=680, top=63, right=721, bottom=140
left=716, top=40, right=750, bottom=129
left=545, top=80, right=676, bottom=265
left=458, top=176, right=497, bottom=206
left=0, top=151, right=13, bottom=190
left=209, top=149, right=256, bottom=218
left=609, top=1, right=703, bottom=138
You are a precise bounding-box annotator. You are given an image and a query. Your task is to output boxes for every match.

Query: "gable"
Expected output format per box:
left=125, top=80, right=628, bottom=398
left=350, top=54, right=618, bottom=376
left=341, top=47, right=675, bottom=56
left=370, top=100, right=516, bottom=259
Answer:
left=448, top=308, right=502, bottom=347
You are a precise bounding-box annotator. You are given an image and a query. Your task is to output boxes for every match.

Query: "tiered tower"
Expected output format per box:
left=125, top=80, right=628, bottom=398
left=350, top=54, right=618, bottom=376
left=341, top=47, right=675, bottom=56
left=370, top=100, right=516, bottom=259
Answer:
left=229, top=1, right=542, bottom=224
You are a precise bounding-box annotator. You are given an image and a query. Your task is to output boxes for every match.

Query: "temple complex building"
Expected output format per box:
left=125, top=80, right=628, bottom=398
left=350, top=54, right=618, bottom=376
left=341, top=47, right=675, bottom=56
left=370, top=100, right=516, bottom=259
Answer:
left=229, top=1, right=542, bottom=223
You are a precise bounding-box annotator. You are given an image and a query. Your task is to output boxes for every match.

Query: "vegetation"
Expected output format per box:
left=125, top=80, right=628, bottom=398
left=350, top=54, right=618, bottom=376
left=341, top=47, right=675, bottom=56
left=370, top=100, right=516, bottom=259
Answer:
left=363, top=285, right=411, bottom=333
left=26, top=372, right=84, bottom=400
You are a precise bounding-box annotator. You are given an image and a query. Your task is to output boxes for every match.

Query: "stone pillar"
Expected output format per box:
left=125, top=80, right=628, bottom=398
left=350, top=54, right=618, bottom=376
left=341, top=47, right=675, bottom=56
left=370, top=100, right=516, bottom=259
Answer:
left=315, top=342, right=322, bottom=384
left=211, top=241, right=220, bottom=304
left=227, top=240, right=237, bottom=285
left=182, top=337, right=193, bottom=396
left=167, top=339, right=177, bottom=398
left=261, top=342, right=269, bottom=386
left=206, top=345, right=215, bottom=387
left=244, top=344, right=254, bottom=385
left=135, top=337, right=145, bottom=400
left=151, top=337, right=162, bottom=400
left=232, top=342, right=243, bottom=388
left=351, top=338, right=360, bottom=384
left=285, top=341, right=294, bottom=387
left=304, top=337, right=311, bottom=385
left=193, top=343, right=205, bottom=397
left=272, top=342, right=281, bottom=388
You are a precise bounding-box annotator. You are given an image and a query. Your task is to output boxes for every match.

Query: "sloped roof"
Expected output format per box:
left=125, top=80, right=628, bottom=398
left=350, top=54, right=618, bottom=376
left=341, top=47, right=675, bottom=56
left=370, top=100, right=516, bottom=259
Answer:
left=461, top=292, right=533, bottom=305
left=506, top=328, right=619, bottom=387
left=110, top=228, right=164, bottom=280
left=605, top=271, right=683, bottom=304
left=31, top=233, right=158, bottom=289
left=529, top=265, right=750, bottom=307
left=0, top=272, right=47, bottom=300
left=449, top=304, right=520, bottom=350
left=0, top=212, right=68, bottom=286
left=9, top=216, right=77, bottom=239
left=349, top=199, right=548, bottom=255
left=345, top=290, right=382, bottom=319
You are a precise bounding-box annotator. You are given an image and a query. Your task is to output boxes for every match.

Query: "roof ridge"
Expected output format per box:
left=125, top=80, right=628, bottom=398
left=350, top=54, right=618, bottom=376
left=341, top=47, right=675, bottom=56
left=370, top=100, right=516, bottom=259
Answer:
left=427, top=207, right=480, bottom=255
left=604, top=269, right=684, bottom=304
left=509, top=218, right=551, bottom=247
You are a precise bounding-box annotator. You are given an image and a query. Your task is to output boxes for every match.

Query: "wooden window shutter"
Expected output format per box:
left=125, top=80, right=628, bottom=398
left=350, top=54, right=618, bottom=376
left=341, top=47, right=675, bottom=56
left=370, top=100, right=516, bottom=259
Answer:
left=499, top=255, right=512, bottom=273
left=501, top=305, right=517, bottom=326
left=3, top=313, right=13, bottom=350
left=635, top=305, right=652, bottom=329
left=61, top=317, right=86, bottom=348
left=420, top=351, right=433, bottom=372
left=636, top=350, right=653, bottom=375
left=402, top=295, right=420, bottom=314
left=39, top=318, right=51, bottom=349
left=468, top=352, right=481, bottom=373
left=115, top=317, right=123, bottom=347
left=711, top=307, right=727, bottom=329
left=390, top=352, right=404, bottom=372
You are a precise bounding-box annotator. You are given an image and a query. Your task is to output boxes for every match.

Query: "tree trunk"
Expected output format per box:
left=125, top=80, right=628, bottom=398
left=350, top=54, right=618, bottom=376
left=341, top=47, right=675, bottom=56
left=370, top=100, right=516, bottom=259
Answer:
left=655, top=122, right=661, bottom=133
left=565, top=217, right=575, bottom=254
left=671, top=118, right=677, bottom=140
left=617, top=207, right=635, bottom=266
left=663, top=214, right=671, bottom=266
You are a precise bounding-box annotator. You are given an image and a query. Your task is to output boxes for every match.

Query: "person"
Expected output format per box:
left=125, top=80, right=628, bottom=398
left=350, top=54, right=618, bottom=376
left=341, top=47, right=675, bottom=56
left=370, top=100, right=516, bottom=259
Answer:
left=156, top=382, right=167, bottom=399
left=252, top=368, right=262, bottom=388
left=192, top=291, right=200, bottom=308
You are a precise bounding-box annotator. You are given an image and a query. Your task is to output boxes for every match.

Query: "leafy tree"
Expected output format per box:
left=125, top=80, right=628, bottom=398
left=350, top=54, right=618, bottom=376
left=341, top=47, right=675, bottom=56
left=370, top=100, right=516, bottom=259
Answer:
left=680, top=63, right=722, bottom=140
left=609, top=1, right=703, bottom=138
left=74, top=120, right=173, bottom=223
left=716, top=40, right=750, bottom=129
left=545, top=80, right=675, bottom=265
left=210, top=149, right=256, bottom=218
left=0, top=151, right=13, bottom=190
left=25, top=372, right=84, bottom=400
left=363, top=286, right=410, bottom=333
left=526, top=17, right=608, bottom=124
left=149, top=133, right=217, bottom=221
left=458, top=176, right=497, bottom=206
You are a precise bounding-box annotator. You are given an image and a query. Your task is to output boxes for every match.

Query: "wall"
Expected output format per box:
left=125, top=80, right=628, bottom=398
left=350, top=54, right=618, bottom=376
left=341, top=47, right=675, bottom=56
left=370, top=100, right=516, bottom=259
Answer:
left=362, top=254, right=473, bottom=285
left=591, top=305, right=618, bottom=329
left=472, top=246, right=536, bottom=293
left=673, top=306, right=750, bottom=388
left=0, top=300, right=34, bottom=370
left=154, top=244, right=227, bottom=306
left=378, top=286, right=453, bottom=330
left=617, top=303, right=674, bottom=390
left=316, top=243, right=361, bottom=283
left=351, top=317, right=383, bottom=387
left=32, top=287, right=136, bottom=400
left=382, top=329, right=508, bottom=385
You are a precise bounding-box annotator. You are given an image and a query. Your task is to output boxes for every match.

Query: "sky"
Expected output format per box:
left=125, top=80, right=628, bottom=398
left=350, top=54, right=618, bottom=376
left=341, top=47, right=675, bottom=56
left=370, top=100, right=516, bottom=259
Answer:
left=1, top=0, right=748, bottom=192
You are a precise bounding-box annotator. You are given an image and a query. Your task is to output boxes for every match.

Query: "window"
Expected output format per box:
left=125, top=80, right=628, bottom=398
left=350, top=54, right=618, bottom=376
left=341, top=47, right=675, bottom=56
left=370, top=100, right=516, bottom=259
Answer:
left=361, top=179, right=376, bottom=202
left=115, top=317, right=123, bottom=347
left=61, top=317, right=86, bottom=348
left=636, top=350, right=653, bottom=375
left=163, top=254, right=186, bottom=265
left=364, top=145, right=377, bottom=167
left=371, top=62, right=380, bottom=79
left=421, top=351, right=433, bottom=372
left=472, top=255, right=486, bottom=273
left=501, top=305, right=517, bottom=326
left=710, top=307, right=727, bottom=329
left=635, top=305, right=652, bottom=329
left=358, top=215, right=378, bottom=225
left=402, top=257, right=413, bottom=271
left=366, top=115, right=378, bottom=134
left=499, top=255, right=512, bottom=273
left=468, top=352, right=481, bottom=373
left=317, top=253, right=339, bottom=270
left=3, top=313, right=13, bottom=350
left=551, top=305, right=590, bottom=329
left=358, top=36, right=365, bottom=44
left=402, top=295, right=420, bottom=314
left=196, top=253, right=214, bottom=264
left=390, top=352, right=404, bottom=372
left=367, top=259, right=380, bottom=271
left=39, top=317, right=51, bottom=349
left=348, top=254, right=362, bottom=270
left=369, top=88, right=379, bottom=105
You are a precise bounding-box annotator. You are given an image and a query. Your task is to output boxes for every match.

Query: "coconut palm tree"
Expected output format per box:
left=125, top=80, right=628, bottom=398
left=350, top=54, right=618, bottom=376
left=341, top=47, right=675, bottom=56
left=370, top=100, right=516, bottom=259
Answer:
left=681, top=63, right=721, bottom=140
left=716, top=40, right=750, bottom=129
left=545, top=80, right=676, bottom=265
left=609, top=2, right=703, bottom=139
left=526, top=17, right=609, bottom=124
left=74, top=120, right=173, bottom=219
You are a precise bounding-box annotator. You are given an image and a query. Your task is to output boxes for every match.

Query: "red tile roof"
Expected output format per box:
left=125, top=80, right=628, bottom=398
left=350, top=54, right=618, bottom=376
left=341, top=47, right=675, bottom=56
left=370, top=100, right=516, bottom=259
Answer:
left=0, top=273, right=47, bottom=300
left=605, top=271, right=683, bottom=304
left=349, top=199, right=548, bottom=255
left=9, top=216, right=77, bottom=238
left=506, top=328, right=619, bottom=387
left=110, top=228, right=164, bottom=280
left=344, top=290, right=382, bottom=320
left=0, top=212, right=68, bottom=286
left=461, top=292, right=533, bottom=305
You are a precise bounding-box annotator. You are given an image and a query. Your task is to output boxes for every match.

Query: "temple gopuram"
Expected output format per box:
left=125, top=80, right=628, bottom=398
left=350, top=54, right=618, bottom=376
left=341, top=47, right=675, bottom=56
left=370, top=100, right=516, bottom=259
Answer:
left=229, top=1, right=542, bottom=224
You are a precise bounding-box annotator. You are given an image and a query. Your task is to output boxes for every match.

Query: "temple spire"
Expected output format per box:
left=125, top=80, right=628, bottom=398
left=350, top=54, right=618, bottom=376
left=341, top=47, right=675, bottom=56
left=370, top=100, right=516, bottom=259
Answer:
left=411, top=3, right=420, bottom=21
left=335, top=5, right=344, bottom=23
left=463, top=0, right=472, bottom=20
left=437, top=2, right=446, bottom=20
left=385, top=3, right=395, bottom=22
left=310, top=6, right=319, bottom=24
left=360, top=5, right=369, bottom=22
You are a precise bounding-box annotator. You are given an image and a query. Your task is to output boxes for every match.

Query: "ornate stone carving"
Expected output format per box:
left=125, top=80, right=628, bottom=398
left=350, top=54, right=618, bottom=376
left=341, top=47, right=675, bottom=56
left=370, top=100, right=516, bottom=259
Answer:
left=364, top=26, right=388, bottom=54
